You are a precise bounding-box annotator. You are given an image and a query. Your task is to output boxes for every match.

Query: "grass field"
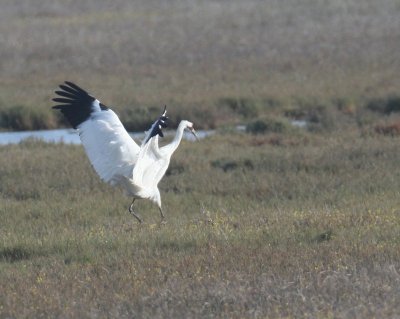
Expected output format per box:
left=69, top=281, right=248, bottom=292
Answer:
left=1, top=129, right=400, bottom=318
left=1, top=0, right=400, bottom=318
left=0, top=0, right=400, bottom=130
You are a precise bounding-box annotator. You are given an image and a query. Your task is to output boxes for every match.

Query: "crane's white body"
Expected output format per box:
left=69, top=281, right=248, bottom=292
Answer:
left=53, top=82, right=196, bottom=222
left=100, top=120, right=191, bottom=208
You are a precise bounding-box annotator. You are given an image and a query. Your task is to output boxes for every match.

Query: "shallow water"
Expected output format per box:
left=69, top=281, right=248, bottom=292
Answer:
left=0, top=129, right=214, bottom=145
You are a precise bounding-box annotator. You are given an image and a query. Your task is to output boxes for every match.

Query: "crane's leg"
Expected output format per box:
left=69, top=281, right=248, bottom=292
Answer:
left=159, top=207, right=166, bottom=223
left=128, top=198, right=143, bottom=223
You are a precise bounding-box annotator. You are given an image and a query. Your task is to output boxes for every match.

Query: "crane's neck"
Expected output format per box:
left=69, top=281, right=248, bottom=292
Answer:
left=165, top=121, right=187, bottom=155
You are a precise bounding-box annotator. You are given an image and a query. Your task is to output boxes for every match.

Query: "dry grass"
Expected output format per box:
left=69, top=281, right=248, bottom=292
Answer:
left=1, top=0, right=400, bottom=317
left=1, top=129, right=400, bottom=317
left=0, top=0, right=400, bottom=129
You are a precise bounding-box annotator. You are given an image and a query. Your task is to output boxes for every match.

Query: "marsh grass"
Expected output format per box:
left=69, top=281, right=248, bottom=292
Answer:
left=0, top=0, right=400, bottom=130
left=1, top=129, right=400, bottom=317
left=1, top=0, right=400, bottom=317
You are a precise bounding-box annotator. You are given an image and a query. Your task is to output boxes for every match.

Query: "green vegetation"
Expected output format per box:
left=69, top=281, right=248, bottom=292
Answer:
left=1, top=127, right=400, bottom=317
left=0, top=105, right=58, bottom=131
left=1, top=0, right=400, bottom=131
left=1, top=0, right=400, bottom=317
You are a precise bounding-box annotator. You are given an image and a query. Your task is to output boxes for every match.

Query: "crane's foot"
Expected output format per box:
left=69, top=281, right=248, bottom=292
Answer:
left=129, top=198, right=143, bottom=223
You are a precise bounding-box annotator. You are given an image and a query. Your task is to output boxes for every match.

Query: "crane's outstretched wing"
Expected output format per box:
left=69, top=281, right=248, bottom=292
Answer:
left=133, top=108, right=170, bottom=188
left=52, top=81, right=140, bottom=184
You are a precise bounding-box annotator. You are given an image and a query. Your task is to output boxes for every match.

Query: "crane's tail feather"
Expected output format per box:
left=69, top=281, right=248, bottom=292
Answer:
left=112, top=175, right=144, bottom=197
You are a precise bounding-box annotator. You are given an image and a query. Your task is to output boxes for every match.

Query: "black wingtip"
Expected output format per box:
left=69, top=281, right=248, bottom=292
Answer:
left=160, top=105, right=168, bottom=122
left=144, top=105, right=170, bottom=144
left=51, top=81, right=98, bottom=128
left=64, top=81, right=86, bottom=93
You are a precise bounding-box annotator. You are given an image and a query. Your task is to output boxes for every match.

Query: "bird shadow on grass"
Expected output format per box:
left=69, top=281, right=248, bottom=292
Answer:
left=0, top=245, right=92, bottom=265
left=0, top=246, right=37, bottom=263
left=312, top=230, right=333, bottom=243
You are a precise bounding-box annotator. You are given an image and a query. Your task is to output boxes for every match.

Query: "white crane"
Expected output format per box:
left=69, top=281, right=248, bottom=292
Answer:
left=52, top=81, right=198, bottom=223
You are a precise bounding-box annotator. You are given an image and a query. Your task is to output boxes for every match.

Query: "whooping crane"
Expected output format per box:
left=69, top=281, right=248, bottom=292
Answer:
left=52, top=81, right=198, bottom=223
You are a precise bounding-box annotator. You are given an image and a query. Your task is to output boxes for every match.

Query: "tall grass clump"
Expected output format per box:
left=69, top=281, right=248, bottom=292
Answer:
left=0, top=105, right=58, bottom=131
left=246, top=117, right=292, bottom=134
left=218, top=97, right=260, bottom=118
left=366, top=95, right=400, bottom=114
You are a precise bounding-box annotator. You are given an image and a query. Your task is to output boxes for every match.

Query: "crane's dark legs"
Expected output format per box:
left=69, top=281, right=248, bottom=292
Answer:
left=128, top=198, right=165, bottom=224
left=159, top=207, right=165, bottom=223
left=129, top=198, right=142, bottom=223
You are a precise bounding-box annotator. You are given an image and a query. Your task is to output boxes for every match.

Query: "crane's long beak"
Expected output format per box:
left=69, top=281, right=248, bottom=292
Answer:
left=189, top=127, right=199, bottom=141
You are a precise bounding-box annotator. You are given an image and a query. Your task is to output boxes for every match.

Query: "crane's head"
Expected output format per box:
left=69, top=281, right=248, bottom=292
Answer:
left=184, top=121, right=199, bottom=141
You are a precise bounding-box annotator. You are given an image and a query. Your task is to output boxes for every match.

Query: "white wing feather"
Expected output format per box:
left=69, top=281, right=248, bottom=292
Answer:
left=132, top=136, right=170, bottom=189
left=78, top=106, right=140, bottom=185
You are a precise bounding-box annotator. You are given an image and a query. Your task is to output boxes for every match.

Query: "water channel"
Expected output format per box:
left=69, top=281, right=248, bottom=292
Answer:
left=0, top=128, right=214, bottom=145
